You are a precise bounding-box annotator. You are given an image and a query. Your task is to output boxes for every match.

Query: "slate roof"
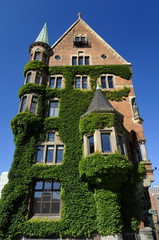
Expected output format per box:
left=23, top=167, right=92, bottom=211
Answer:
left=81, top=89, right=116, bottom=118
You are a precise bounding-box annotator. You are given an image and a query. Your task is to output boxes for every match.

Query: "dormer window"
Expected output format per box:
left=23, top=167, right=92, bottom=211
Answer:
left=74, top=34, right=88, bottom=46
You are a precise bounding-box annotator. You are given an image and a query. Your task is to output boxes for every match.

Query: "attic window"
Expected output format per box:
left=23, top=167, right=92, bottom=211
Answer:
left=74, top=34, right=88, bottom=46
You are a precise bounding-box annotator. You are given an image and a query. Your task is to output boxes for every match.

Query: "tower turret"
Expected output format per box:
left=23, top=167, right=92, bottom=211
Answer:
left=29, top=23, right=53, bottom=64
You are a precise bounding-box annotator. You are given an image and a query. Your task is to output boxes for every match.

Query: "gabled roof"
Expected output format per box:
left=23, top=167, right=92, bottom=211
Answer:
left=35, top=23, right=50, bottom=45
left=52, top=16, right=129, bottom=65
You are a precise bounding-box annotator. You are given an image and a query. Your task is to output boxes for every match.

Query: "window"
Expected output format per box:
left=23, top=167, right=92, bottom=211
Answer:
left=88, top=136, right=94, bottom=154
left=30, top=96, right=38, bottom=114
left=20, top=96, right=27, bottom=112
left=49, top=76, right=62, bottom=89
left=75, top=76, right=88, bottom=89
left=26, top=72, right=31, bottom=83
left=72, top=56, right=90, bottom=65
left=47, top=132, right=55, bottom=141
left=36, top=146, right=44, bottom=163
left=35, top=74, right=40, bottom=85
left=74, top=34, right=88, bottom=46
left=42, top=53, right=47, bottom=63
left=100, top=75, right=114, bottom=89
left=34, top=52, right=40, bottom=60
left=48, top=101, right=59, bottom=117
left=36, top=132, right=64, bottom=164
left=33, top=180, right=61, bottom=215
left=37, top=145, right=64, bottom=164
left=118, top=135, right=125, bottom=155
left=101, top=133, right=111, bottom=152
left=55, top=55, right=61, bottom=60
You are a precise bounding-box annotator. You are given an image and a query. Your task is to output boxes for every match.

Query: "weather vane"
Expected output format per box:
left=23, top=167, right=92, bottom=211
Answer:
left=78, top=12, right=82, bottom=19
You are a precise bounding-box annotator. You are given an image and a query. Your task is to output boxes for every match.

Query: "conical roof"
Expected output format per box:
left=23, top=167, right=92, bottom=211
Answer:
left=81, top=88, right=115, bottom=118
left=35, top=23, right=49, bottom=45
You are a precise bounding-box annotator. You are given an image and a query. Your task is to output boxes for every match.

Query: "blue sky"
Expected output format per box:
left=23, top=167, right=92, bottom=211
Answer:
left=0, top=0, right=159, bottom=185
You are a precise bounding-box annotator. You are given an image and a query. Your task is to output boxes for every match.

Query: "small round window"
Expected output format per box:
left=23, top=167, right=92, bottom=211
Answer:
left=101, top=54, right=107, bottom=59
left=55, top=55, right=61, bottom=60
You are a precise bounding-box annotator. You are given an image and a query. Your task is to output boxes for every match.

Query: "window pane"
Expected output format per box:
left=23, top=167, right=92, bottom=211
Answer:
left=48, top=132, right=55, bottom=141
left=85, top=56, right=90, bottom=65
left=108, top=76, right=113, bottom=88
left=75, top=77, right=80, bottom=89
left=49, top=78, right=55, bottom=88
left=78, top=56, right=83, bottom=65
left=34, top=52, right=40, bottom=60
left=118, top=136, right=125, bottom=155
left=72, top=56, right=77, bottom=65
left=43, top=192, right=52, bottom=201
left=42, top=203, right=50, bottom=213
left=75, top=36, right=80, bottom=42
left=56, top=146, right=64, bottom=163
left=88, top=136, right=94, bottom=154
left=26, top=73, right=31, bottom=83
left=35, top=181, right=43, bottom=190
left=51, top=202, right=60, bottom=214
left=20, top=97, right=27, bottom=112
left=53, top=182, right=61, bottom=190
left=33, top=202, right=41, bottom=214
left=34, top=191, right=42, bottom=200
left=46, top=146, right=54, bottom=163
left=81, top=36, right=85, bottom=42
left=49, top=101, right=59, bottom=117
left=30, top=96, right=38, bottom=113
left=36, top=146, right=44, bottom=162
left=101, top=133, right=111, bottom=152
left=53, top=191, right=60, bottom=200
left=44, top=181, right=52, bottom=190
left=42, top=53, right=47, bottom=63
left=35, top=75, right=40, bottom=85
left=101, top=76, right=106, bottom=88
left=82, top=77, right=87, bottom=89
left=56, top=77, right=62, bottom=89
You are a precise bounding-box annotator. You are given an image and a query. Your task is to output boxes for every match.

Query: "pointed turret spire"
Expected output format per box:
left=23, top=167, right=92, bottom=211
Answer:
left=35, top=23, right=49, bottom=45
left=81, top=88, right=115, bottom=118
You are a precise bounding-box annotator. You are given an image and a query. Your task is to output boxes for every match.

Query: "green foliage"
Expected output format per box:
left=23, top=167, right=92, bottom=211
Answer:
left=24, top=60, right=49, bottom=76
left=79, top=113, right=120, bottom=135
left=18, top=83, right=45, bottom=98
left=0, top=64, right=142, bottom=240
left=94, top=189, right=123, bottom=235
left=79, top=153, right=133, bottom=188
left=104, top=86, right=130, bottom=101
left=49, top=65, right=132, bottom=90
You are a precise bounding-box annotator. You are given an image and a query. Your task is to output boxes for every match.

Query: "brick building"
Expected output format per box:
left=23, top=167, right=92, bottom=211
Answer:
left=0, top=14, right=154, bottom=240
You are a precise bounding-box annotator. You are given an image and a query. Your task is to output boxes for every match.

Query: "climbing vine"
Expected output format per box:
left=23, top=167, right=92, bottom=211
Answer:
left=0, top=62, right=144, bottom=240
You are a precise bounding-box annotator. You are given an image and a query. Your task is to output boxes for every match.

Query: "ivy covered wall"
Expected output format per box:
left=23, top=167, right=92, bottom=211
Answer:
left=0, top=63, right=145, bottom=240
